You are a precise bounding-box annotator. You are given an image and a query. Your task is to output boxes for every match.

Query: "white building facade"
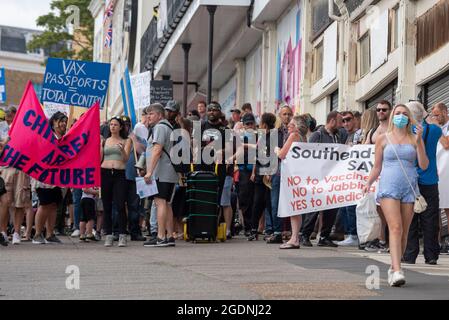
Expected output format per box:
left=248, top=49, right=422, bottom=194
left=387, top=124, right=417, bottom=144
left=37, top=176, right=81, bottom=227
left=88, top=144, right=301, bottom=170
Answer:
left=91, top=0, right=449, bottom=123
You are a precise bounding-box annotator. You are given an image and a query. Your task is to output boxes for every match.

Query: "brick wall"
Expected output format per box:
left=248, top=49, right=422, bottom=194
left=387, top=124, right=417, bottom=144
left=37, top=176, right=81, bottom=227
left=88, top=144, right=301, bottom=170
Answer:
left=0, top=69, right=43, bottom=107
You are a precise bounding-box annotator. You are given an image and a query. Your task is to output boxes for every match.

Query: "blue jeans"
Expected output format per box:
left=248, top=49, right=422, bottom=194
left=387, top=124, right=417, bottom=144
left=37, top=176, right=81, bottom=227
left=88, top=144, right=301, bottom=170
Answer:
left=270, top=175, right=283, bottom=234
left=264, top=208, right=273, bottom=235
left=340, top=205, right=357, bottom=236
left=72, top=188, right=82, bottom=230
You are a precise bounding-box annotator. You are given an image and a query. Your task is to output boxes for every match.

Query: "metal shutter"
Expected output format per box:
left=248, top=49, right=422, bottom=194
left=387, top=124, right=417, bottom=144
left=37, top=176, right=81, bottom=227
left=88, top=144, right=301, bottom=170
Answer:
left=424, top=71, right=449, bottom=109
left=365, top=79, right=397, bottom=109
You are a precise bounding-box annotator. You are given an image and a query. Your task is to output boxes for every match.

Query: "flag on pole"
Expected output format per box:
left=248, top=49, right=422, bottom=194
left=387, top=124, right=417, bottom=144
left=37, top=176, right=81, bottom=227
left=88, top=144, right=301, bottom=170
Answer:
left=104, top=21, right=113, bottom=48
left=103, top=0, right=115, bottom=23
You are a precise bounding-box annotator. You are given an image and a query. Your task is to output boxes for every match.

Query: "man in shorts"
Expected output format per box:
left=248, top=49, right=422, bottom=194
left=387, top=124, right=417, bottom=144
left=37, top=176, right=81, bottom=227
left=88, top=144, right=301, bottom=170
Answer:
left=143, top=103, right=179, bottom=247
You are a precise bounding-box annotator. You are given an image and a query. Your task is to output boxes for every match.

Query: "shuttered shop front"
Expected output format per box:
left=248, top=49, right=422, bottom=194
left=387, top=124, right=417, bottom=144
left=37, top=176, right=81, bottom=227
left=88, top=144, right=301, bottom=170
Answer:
left=424, top=71, right=449, bottom=109
left=365, top=80, right=397, bottom=109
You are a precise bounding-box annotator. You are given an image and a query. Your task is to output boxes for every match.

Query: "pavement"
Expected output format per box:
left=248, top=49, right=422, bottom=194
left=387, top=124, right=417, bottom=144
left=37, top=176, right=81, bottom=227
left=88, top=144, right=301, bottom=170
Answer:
left=0, top=235, right=448, bottom=300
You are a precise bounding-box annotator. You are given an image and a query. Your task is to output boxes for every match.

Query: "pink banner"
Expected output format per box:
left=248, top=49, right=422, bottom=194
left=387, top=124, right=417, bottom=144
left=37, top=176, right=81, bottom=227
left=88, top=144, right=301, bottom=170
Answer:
left=0, top=82, right=101, bottom=188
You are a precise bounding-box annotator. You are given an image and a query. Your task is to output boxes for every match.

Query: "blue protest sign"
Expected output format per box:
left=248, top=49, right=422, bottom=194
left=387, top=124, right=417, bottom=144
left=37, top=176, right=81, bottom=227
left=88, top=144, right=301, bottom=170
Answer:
left=0, top=68, right=6, bottom=104
left=120, top=68, right=137, bottom=127
left=41, top=58, right=110, bottom=109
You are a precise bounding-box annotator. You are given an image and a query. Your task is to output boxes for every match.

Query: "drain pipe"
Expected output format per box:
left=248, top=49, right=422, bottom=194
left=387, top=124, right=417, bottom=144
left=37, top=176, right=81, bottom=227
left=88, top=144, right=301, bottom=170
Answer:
left=329, top=0, right=349, bottom=110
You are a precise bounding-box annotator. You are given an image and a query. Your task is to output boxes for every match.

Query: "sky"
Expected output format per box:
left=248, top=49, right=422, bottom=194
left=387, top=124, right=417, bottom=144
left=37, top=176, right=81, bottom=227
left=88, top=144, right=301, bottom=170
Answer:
left=0, top=0, right=52, bottom=30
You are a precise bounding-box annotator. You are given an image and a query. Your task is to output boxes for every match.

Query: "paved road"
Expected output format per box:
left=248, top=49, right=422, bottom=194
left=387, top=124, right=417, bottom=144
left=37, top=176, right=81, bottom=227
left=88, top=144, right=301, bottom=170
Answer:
left=1, top=235, right=448, bottom=300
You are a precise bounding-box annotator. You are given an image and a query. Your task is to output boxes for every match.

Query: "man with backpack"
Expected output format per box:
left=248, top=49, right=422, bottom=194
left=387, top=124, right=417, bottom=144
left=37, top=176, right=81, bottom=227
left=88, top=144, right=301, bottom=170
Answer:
left=143, top=103, right=179, bottom=247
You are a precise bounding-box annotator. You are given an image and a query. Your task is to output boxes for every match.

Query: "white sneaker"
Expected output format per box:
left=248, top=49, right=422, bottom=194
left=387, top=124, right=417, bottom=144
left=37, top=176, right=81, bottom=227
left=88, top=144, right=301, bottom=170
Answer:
left=71, top=229, right=80, bottom=237
left=389, top=270, right=406, bottom=287
left=118, top=234, right=127, bottom=247
left=337, top=235, right=358, bottom=246
left=12, top=232, right=21, bottom=245
left=387, top=267, right=393, bottom=284
left=104, top=235, right=114, bottom=247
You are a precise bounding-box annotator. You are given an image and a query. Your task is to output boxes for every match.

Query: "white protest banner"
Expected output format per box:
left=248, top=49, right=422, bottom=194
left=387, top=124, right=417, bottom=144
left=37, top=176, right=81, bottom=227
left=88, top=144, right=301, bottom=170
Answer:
left=43, top=102, right=70, bottom=119
left=278, top=143, right=378, bottom=216
left=130, top=71, right=151, bottom=115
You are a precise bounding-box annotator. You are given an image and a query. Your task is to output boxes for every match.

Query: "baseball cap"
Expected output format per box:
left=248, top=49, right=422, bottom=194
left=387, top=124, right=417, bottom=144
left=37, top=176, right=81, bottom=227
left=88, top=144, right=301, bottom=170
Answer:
left=230, top=108, right=241, bottom=114
left=207, top=102, right=221, bottom=111
left=242, top=113, right=256, bottom=125
left=165, top=100, right=180, bottom=113
left=5, top=106, right=17, bottom=115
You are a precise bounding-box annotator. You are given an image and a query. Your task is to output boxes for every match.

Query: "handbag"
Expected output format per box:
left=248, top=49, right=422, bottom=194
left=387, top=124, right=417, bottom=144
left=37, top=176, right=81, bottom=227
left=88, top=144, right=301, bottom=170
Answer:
left=356, top=193, right=382, bottom=244
left=385, top=134, right=427, bottom=214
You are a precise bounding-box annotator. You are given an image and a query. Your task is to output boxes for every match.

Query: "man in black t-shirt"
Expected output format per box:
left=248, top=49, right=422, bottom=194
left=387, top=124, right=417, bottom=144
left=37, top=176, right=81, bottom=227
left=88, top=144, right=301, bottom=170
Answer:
left=199, top=102, right=234, bottom=235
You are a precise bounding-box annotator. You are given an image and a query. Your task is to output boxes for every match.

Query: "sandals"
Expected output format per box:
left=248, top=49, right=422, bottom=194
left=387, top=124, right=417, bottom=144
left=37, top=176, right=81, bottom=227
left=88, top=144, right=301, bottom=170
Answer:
left=279, top=242, right=300, bottom=249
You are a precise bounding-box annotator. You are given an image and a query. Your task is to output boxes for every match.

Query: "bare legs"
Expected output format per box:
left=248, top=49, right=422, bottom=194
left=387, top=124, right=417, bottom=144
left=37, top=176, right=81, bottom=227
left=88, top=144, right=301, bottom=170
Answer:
left=380, top=199, right=414, bottom=272
left=154, top=198, right=173, bottom=239
left=0, top=194, right=10, bottom=235
left=223, top=206, right=232, bottom=235
left=286, top=215, right=302, bottom=246
left=25, top=206, right=35, bottom=240
left=35, top=204, right=57, bottom=237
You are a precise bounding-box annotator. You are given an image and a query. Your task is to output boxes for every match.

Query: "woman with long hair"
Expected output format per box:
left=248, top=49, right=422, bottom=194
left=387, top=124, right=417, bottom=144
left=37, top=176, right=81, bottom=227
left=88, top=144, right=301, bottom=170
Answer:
left=101, top=116, right=131, bottom=247
left=353, top=107, right=379, bottom=145
left=32, top=112, right=67, bottom=244
left=363, top=104, right=429, bottom=286
left=276, top=115, right=309, bottom=249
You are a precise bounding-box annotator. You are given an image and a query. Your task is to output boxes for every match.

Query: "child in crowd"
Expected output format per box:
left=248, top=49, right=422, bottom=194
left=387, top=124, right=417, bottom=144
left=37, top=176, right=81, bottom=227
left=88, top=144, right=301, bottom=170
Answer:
left=80, top=187, right=99, bottom=242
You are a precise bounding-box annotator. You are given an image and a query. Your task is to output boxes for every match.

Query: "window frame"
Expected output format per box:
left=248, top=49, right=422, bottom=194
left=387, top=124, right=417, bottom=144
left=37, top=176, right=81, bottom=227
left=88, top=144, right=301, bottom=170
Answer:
left=358, top=31, right=371, bottom=78
left=312, top=40, right=324, bottom=84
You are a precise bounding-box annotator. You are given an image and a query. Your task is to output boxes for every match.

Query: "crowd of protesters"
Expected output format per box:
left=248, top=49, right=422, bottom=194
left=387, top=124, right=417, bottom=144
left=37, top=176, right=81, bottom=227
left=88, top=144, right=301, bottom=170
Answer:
left=1, top=97, right=449, bottom=285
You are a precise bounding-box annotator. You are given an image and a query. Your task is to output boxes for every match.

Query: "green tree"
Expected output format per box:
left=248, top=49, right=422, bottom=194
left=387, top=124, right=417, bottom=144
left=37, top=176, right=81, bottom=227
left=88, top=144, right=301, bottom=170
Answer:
left=27, top=0, right=94, bottom=61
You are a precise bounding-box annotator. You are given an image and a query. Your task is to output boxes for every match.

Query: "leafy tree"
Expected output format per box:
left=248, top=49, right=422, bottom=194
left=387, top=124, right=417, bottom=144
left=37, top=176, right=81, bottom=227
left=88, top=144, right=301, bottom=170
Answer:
left=27, top=0, right=94, bottom=61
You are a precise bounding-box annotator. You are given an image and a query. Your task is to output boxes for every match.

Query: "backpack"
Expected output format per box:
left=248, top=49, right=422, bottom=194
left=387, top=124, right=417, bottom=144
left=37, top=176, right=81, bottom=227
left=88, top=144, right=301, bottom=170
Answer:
left=152, top=121, right=187, bottom=173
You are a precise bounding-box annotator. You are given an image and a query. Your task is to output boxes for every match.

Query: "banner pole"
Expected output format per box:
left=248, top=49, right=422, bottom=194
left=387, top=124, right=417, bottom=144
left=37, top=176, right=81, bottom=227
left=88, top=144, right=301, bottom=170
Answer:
left=68, top=105, right=75, bottom=128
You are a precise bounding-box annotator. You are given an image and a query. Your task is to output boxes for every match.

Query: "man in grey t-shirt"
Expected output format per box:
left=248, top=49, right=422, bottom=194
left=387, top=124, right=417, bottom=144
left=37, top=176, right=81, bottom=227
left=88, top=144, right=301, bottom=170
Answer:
left=143, top=103, right=178, bottom=248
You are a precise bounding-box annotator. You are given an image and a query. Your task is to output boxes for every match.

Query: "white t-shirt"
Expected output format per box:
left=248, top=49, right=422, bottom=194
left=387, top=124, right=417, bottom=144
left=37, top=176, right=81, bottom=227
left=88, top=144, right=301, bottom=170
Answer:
left=134, top=122, right=149, bottom=141
left=82, top=188, right=98, bottom=199
left=442, top=120, right=449, bottom=136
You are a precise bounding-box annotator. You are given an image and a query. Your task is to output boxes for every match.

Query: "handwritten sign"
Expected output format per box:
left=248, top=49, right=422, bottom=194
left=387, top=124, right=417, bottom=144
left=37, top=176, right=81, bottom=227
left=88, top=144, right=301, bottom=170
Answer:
left=279, top=143, right=378, bottom=216
left=130, top=71, right=151, bottom=113
left=41, top=58, right=110, bottom=109
left=150, top=80, right=173, bottom=106
left=43, top=102, right=70, bottom=119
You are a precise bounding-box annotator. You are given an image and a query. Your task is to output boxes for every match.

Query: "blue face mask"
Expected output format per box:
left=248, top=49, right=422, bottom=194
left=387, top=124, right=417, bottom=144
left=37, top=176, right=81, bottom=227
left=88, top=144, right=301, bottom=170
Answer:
left=393, top=114, right=409, bottom=129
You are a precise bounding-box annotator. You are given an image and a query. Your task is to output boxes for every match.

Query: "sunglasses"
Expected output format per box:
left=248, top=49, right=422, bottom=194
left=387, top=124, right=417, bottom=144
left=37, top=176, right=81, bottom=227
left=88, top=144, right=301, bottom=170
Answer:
left=244, top=122, right=255, bottom=126
left=342, top=117, right=353, bottom=123
left=376, top=108, right=389, bottom=113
